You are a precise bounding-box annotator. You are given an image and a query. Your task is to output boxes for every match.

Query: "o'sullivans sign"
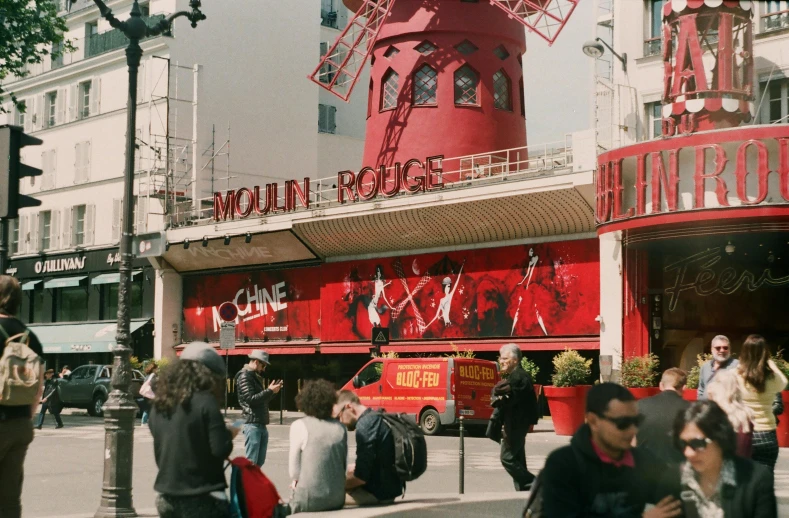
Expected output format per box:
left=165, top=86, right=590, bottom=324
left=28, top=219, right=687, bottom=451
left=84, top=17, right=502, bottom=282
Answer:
left=595, top=126, right=789, bottom=227
left=212, top=155, right=446, bottom=221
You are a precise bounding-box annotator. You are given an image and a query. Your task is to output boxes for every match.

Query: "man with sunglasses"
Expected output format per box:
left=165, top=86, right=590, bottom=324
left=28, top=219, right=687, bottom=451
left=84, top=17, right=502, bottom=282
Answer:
left=698, top=335, right=738, bottom=400
left=539, top=383, right=681, bottom=518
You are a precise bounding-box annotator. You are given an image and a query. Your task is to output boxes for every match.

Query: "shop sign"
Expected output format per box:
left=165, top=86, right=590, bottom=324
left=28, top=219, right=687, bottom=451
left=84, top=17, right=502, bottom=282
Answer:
left=213, top=178, right=311, bottom=221
left=337, top=155, right=445, bottom=203
left=596, top=127, right=789, bottom=226
left=34, top=256, right=87, bottom=274
left=9, top=248, right=147, bottom=279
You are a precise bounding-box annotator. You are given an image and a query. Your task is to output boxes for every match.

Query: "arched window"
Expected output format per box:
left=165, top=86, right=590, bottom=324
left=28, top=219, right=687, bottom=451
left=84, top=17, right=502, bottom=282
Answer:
left=413, top=64, right=438, bottom=105
left=381, top=68, right=399, bottom=111
left=519, top=77, right=525, bottom=117
left=493, top=70, right=511, bottom=111
left=454, top=65, right=479, bottom=105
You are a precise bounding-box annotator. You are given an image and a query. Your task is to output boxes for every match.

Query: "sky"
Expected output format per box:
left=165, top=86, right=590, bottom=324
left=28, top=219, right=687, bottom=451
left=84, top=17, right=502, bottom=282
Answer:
left=522, top=0, right=595, bottom=146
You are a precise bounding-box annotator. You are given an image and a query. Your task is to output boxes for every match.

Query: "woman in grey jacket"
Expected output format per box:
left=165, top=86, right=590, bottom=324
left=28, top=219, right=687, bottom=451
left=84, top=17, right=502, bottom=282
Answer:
left=288, top=380, right=347, bottom=513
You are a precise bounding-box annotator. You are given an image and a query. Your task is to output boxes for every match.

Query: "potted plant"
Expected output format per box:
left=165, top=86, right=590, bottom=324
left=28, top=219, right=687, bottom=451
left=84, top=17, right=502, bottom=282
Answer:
left=683, top=353, right=711, bottom=401
left=771, top=351, right=789, bottom=447
left=620, top=353, right=660, bottom=399
left=521, top=356, right=542, bottom=432
left=544, top=349, right=592, bottom=436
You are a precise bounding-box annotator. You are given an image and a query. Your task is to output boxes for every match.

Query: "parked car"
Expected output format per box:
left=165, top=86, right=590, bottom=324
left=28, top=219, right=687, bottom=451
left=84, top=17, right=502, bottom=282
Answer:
left=340, top=357, right=500, bottom=435
left=57, top=364, right=145, bottom=417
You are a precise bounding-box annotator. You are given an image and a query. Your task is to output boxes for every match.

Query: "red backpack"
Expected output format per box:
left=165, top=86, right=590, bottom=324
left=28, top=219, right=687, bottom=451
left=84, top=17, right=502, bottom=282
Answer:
left=229, top=457, right=289, bottom=518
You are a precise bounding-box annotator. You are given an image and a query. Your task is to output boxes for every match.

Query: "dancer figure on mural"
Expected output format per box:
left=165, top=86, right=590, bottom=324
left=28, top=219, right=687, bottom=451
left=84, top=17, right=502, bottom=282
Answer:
left=425, top=262, right=465, bottom=330
left=367, top=265, right=393, bottom=327
left=516, top=248, right=539, bottom=287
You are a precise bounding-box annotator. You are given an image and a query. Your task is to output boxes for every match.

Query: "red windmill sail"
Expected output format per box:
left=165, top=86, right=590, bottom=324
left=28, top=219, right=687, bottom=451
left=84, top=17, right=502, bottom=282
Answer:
left=489, top=0, right=581, bottom=45
left=308, top=0, right=398, bottom=101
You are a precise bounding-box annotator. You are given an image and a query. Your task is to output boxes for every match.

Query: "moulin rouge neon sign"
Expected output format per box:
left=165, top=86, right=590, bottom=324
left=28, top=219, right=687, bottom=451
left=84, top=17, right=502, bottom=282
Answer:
left=212, top=155, right=445, bottom=221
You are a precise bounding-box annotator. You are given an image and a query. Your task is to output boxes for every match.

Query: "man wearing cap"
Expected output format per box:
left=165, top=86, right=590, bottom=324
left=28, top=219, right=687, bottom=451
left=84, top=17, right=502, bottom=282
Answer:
left=235, top=350, right=283, bottom=467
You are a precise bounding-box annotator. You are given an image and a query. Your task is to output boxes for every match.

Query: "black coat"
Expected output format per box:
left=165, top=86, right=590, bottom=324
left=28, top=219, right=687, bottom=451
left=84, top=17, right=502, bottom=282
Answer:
left=666, top=456, right=776, bottom=518
left=235, top=367, right=273, bottom=425
left=493, top=365, right=539, bottom=438
left=43, top=378, right=63, bottom=413
left=637, top=390, right=689, bottom=465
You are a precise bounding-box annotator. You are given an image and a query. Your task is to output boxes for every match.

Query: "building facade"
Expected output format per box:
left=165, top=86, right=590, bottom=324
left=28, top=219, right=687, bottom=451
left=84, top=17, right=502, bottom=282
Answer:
left=596, top=0, right=789, bottom=379
left=0, top=0, right=368, bottom=367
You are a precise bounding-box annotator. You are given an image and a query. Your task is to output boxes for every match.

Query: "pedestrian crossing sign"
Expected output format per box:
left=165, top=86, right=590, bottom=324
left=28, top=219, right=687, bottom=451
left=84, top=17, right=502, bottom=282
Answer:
left=371, top=327, right=389, bottom=346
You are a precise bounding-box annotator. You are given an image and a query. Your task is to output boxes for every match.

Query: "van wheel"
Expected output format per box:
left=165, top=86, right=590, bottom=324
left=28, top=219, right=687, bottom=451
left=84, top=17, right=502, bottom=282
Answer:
left=420, top=409, right=442, bottom=435
left=89, top=394, right=106, bottom=417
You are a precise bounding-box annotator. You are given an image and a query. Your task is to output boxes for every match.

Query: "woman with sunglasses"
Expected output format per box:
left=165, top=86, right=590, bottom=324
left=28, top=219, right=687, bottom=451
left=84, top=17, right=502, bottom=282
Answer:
left=735, top=334, right=788, bottom=471
left=669, top=400, right=776, bottom=518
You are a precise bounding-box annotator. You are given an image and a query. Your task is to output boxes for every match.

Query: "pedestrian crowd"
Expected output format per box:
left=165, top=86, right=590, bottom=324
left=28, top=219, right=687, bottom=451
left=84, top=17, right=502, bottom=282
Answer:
left=0, top=264, right=786, bottom=518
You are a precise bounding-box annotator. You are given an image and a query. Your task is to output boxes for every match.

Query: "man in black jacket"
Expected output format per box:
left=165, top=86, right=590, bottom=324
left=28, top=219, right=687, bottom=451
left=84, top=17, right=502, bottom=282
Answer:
left=637, top=368, right=689, bottom=466
left=494, top=343, right=539, bottom=491
left=235, top=350, right=282, bottom=467
left=540, top=383, right=681, bottom=518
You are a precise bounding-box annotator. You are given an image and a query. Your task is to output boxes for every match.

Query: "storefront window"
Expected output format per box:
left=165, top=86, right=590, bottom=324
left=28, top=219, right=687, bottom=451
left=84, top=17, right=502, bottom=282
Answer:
left=29, top=289, right=45, bottom=323
left=102, top=281, right=143, bottom=320
left=54, top=287, right=88, bottom=322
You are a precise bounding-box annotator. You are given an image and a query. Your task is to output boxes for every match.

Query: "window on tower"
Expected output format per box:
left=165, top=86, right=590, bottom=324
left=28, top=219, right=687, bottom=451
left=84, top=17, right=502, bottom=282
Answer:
left=454, top=65, right=479, bottom=106
left=413, top=65, right=438, bottom=105
left=493, top=70, right=511, bottom=111
left=381, top=68, right=399, bottom=111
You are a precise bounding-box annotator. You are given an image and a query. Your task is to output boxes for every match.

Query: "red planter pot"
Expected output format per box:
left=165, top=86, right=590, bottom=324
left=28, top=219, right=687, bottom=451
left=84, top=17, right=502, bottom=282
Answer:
left=683, top=389, right=698, bottom=402
left=777, top=391, right=789, bottom=448
left=544, top=385, right=591, bottom=436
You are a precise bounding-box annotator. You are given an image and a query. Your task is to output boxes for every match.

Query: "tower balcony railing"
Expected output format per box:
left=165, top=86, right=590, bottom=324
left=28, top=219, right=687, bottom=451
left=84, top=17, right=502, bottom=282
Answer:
left=170, top=136, right=580, bottom=227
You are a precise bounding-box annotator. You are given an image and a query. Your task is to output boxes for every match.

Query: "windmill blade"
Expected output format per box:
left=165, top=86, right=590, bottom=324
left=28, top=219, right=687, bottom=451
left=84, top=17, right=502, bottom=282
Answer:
left=308, top=0, right=397, bottom=101
left=489, top=0, right=581, bottom=45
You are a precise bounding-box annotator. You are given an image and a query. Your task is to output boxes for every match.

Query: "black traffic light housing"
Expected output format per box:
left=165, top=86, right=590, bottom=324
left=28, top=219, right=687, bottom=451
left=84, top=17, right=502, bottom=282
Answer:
left=0, top=125, right=43, bottom=219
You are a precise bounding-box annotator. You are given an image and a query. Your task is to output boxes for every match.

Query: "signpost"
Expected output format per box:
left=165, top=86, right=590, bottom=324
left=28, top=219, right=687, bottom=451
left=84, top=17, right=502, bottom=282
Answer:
left=370, top=327, right=389, bottom=356
left=218, top=302, right=238, bottom=415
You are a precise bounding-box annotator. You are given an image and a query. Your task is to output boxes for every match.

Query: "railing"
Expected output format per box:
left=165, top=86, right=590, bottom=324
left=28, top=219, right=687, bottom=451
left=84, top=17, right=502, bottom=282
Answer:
left=9, top=14, right=166, bottom=83
left=762, top=9, right=789, bottom=33
left=643, top=37, right=661, bottom=57
left=168, top=136, right=577, bottom=227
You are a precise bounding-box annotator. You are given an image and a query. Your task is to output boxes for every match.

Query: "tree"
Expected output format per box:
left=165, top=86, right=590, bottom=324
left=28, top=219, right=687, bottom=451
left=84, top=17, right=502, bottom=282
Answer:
left=0, top=0, right=72, bottom=113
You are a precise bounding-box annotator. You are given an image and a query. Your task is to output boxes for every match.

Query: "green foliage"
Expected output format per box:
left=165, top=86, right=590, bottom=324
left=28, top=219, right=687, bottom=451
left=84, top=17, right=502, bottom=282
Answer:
left=685, top=353, right=712, bottom=389
left=445, top=343, right=475, bottom=358
left=381, top=351, right=399, bottom=359
left=620, top=353, right=660, bottom=388
left=521, top=356, right=540, bottom=383
left=551, top=349, right=592, bottom=387
left=1, top=0, right=74, bottom=111
left=130, top=356, right=143, bottom=370
left=772, top=351, right=789, bottom=390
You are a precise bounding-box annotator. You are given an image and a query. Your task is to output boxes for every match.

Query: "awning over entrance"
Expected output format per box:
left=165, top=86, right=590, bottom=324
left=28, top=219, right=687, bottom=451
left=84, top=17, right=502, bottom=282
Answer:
left=90, top=271, right=141, bottom=285
left=29, top=320, right=150, bottom=354
left=43, top=276, right=88, bottom=289
left=21, top=280, right=41, bottom=291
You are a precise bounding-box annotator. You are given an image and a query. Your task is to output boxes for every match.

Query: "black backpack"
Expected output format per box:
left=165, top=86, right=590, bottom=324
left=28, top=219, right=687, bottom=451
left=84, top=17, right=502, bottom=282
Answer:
left=380, top=412, right=428, bottom=482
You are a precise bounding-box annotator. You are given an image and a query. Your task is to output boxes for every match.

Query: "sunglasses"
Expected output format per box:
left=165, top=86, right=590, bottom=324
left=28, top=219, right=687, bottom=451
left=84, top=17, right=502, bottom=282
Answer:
left=678, top=437, right=712, bottom=452
left=598, top=413, right=645, bottom=430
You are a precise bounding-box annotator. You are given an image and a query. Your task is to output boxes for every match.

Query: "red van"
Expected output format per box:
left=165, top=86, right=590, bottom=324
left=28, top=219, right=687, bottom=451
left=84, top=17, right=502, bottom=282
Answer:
left=341, top=357, right=500, bottom=435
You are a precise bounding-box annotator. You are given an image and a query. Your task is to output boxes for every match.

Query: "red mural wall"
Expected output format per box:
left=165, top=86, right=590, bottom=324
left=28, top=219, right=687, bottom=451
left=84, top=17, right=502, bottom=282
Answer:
left=182, top=240, right=600, bottom=343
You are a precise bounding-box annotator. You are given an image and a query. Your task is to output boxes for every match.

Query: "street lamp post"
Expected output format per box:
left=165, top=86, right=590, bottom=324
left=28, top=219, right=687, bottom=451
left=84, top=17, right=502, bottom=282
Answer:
left=89, top=2, right=205, bottom=517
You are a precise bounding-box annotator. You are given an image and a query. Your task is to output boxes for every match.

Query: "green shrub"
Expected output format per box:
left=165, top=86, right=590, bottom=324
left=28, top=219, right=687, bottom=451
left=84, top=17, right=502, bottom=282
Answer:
left=521, top=357, right=540, bottom=383
left=772, top=351, right=789, bottom=390
left=551, top=349, right=592, bottom=387
left=685, top=353, right=712, bottom=389
left=620, top=353, right=660, bottom=388
left=446, top=343, right=475, bottom=358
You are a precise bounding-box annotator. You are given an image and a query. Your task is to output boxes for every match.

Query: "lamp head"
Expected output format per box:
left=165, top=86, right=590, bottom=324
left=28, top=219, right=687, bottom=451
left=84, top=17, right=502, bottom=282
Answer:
left=582, top=40, right=605, bottom=59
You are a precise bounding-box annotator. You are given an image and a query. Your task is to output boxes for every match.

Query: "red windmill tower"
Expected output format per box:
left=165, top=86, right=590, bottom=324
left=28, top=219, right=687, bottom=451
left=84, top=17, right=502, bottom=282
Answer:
left=309, top=0, right=580, bottom=169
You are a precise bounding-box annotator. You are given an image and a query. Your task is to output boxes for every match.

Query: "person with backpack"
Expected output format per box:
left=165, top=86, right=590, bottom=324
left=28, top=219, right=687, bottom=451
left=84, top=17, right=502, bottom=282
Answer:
left=148, top=342, right=239, bottom=518
left=533, top=383, right=680, bottom=518
left=0, top=275, right=44, bottom=518
left=35, top=369, right=64, bottom=430
left=334, top=390, right=403, bottom=506
left=288, top=380, right=347, bottom=513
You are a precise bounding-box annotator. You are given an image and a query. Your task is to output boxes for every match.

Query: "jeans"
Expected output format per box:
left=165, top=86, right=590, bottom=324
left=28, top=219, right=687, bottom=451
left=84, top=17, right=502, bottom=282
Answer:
left=243, top=423, right=269, bottom=467
left=0, top=417, right=34, bottom=518
left=35, top=402, right=63, bottom=428
left=500, top=430, right=535, bottom=491
left=141, top=410, right=150, bottom=425
left=155, top=493, right=231, bottom=518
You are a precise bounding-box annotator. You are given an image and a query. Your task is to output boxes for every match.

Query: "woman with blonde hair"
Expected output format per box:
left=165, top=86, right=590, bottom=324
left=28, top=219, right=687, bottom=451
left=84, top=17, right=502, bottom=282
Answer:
left=736, top=334, right=788, bottom=471
left=707, top=369, right=754, bottom=457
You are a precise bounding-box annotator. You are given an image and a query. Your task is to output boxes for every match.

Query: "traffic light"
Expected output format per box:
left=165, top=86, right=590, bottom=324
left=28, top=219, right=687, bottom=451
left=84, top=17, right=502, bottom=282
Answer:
left=0, top=125, right=43, bottom=219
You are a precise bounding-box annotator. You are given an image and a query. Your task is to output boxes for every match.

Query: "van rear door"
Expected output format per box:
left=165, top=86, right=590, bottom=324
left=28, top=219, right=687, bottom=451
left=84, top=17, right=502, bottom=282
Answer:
left=452, top=358, right=498, bottom=421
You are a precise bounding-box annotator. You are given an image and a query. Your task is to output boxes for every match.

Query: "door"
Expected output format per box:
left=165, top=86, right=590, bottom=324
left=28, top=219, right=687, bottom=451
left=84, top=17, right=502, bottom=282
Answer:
left=60, top=366, right=89, bottom=404
left=76, top=366, right=99, bottom=403
left=353, top=360, right=383, bottom=408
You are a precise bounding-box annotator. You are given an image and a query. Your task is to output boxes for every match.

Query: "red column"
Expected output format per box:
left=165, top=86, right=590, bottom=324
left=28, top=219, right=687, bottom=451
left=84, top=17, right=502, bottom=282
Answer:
left=623, top=246, right=649, bottom=359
